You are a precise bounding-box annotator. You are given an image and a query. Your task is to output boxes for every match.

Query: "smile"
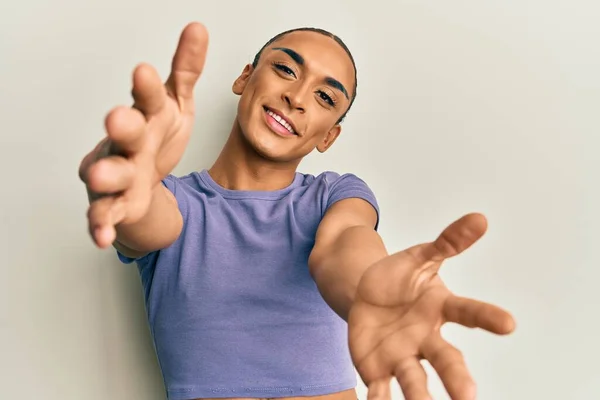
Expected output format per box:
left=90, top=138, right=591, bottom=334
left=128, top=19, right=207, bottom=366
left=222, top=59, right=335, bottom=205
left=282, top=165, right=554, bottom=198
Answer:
left=263, top=106, right=297, bottom=136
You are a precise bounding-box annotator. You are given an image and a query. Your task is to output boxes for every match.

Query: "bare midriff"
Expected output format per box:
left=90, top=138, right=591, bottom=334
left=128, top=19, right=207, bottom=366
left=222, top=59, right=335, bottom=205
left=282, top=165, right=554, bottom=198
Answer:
left=195, top=388, right=357, bottom=400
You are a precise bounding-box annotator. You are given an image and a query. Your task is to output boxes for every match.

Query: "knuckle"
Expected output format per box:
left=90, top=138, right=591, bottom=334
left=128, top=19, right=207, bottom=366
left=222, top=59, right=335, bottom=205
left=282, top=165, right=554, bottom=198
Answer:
left=105, top=108, right=127, bottom=135
left=86, top=161, right=107, bottom=191
left=107, top=104, right=128, bottom=119
left=78, top=147, right=102, bottom=182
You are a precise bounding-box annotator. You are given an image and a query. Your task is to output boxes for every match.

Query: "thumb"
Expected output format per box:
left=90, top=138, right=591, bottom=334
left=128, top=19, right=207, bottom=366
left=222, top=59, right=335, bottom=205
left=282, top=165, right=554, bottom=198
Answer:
left=165, top=22, right=209, bottom=110
left=416, top=212, right=488, bottom=264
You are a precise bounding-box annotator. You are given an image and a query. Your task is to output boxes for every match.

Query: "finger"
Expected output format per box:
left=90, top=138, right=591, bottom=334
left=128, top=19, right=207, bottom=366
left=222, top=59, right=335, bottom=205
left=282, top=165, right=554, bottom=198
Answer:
left=79, top=137, right=114, bottom=182
left=165, top=22, right=209, bottom=111
left=87, top=196, right=126, bottom=248
left=394, top=358, right=431, bottom=400
left=366, top=378, right=391, bottom=400
left=131, top=63, right=168, bottom=116
left=444, top=295, right=516, bottom=335
left=79, top=149, right=98, bottom=183
left=421, top=334, right=476, bottom=400
left=86, top=156, right=136, bottom=194
left=105, top=106, right=147, bottom=154
left=412, top=213, right=488, bottom=263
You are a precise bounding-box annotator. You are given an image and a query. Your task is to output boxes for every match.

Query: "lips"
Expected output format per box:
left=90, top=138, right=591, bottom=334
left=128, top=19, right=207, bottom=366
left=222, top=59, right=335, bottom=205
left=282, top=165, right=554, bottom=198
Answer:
left=263, top=106, right=298, bottom=136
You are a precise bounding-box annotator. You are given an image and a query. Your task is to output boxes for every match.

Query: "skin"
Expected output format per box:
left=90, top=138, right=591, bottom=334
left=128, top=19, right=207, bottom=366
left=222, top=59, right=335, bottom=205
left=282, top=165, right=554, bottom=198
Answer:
left=199, top=35, right=358, bottom=400
left=209, top=29, right=354, bottom=192
left=79, top=22, right=516, bottom=400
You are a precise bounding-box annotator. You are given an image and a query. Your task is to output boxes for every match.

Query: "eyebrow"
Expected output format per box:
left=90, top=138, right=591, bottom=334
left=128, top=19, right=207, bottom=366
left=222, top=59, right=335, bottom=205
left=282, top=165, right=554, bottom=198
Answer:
left=272, top=47, right=349, bottom=100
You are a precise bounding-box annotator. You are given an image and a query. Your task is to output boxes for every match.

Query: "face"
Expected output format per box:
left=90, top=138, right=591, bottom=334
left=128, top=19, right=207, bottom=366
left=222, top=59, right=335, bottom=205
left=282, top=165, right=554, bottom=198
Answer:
left=232, top=30, right=355, bottom=162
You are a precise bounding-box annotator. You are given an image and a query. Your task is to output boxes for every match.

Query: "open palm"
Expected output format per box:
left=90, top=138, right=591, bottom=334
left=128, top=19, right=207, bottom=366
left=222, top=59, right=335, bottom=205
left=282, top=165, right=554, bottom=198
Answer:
left=348, top=213, right=515, bottom=400
left=78, top=23, right=208, bottom=247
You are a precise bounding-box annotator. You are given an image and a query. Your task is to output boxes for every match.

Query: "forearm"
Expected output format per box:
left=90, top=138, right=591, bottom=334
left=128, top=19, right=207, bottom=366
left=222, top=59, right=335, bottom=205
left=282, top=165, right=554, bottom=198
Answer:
left=116, top=184, right=182, bottom=254
left=309, top=225, right=388, bottom=321
left=88, top=184, right=183, bottom=257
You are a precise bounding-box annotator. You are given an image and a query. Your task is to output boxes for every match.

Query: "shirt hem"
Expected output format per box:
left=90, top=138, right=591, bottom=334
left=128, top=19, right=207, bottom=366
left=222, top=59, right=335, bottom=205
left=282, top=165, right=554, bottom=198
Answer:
left=166, top=380, right=356, bottom=400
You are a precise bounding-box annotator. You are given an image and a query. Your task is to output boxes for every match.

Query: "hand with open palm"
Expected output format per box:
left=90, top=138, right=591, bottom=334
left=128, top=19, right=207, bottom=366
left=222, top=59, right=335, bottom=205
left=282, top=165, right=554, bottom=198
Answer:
left=78, top=23, right=208, bottom=247
left=349, top=213, right=515, bottom=400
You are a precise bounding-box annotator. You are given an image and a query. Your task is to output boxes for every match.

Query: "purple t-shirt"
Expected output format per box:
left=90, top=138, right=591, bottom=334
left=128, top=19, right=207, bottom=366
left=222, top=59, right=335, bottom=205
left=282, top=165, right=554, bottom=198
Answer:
left=118, top=169, right=380, bottom=400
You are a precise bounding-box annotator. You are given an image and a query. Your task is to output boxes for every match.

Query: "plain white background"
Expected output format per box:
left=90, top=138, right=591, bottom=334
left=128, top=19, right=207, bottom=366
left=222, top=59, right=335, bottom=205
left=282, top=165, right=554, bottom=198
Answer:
left=1, top=1, right=598, bottom=399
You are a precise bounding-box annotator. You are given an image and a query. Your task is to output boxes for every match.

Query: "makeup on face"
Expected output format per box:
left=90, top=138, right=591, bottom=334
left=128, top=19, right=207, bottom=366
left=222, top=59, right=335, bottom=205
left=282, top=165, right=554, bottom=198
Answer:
left=272, top=47, right=350, bottom=100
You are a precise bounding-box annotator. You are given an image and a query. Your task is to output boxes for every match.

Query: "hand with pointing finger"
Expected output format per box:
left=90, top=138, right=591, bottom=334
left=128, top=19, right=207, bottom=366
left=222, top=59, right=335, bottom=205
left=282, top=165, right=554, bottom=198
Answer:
left=78, top=23, right=209, bottom=248
left=348, top=213, right=516, bottom=400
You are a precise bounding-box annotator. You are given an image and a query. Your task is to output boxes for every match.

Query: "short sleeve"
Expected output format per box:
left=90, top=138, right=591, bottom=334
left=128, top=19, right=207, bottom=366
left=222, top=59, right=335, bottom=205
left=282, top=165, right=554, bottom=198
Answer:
left=115, top=174, right=187, bottom=264
left=325, top=173, right=380, bottom=230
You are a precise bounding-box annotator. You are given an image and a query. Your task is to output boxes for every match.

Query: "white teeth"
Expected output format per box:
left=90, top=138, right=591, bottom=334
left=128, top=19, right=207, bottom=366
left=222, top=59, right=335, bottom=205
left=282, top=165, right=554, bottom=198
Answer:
left=267, top=110, right=295, bottom=134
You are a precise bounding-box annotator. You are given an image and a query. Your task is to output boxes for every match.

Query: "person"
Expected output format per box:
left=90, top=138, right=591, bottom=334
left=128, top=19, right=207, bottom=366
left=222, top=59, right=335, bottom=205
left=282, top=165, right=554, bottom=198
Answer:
left=78, top=22, right=516, bottom=400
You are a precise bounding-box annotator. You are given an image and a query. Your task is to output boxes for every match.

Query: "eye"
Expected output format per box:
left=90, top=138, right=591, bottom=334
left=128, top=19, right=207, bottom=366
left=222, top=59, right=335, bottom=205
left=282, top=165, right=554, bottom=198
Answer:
left=273, top=62, right=296, bottom=78
left=317, top=90, right=335, bottom=107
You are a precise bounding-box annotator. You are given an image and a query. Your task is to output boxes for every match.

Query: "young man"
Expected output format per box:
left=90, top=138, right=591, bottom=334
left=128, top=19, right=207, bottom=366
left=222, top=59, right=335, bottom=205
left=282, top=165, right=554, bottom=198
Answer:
left=79, top=22, right=515, bottom=400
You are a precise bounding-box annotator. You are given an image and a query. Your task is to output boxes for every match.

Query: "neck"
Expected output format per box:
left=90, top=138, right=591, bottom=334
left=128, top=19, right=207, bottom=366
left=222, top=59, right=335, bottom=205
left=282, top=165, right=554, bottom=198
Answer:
left=208, top=118, right=301, bottom=191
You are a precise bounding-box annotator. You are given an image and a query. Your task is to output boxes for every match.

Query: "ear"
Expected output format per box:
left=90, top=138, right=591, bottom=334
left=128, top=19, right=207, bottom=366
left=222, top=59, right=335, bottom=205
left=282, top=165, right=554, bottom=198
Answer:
left=316, top=124, right=342, bottom=153
left=232, top=64, right=254, bottom=95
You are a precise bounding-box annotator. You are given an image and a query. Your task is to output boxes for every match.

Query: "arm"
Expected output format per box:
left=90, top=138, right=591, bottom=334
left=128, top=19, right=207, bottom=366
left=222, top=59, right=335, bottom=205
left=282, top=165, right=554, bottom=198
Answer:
left=112, top=185, right=182, bottom=258
left=80, top=23, right=208, bottom=256
left=308, top=197, right=387, bottom=321
left=85, top=183, right=182, bottom=259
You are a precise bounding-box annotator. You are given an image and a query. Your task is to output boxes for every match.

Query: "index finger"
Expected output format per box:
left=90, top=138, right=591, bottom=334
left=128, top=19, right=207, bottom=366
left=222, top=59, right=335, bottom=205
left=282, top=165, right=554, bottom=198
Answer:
left=444, top=295, right=516, bottom=335
left=165, top=22, right=209, bottom=113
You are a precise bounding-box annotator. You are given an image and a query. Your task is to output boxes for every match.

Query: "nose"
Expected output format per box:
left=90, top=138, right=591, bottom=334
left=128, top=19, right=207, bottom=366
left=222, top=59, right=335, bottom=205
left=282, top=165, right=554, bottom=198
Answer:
left=282, top=84, right=307, bottom=113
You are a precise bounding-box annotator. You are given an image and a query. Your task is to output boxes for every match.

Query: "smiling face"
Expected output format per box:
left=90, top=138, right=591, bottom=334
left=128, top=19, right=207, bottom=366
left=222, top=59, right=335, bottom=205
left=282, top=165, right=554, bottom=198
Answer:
left=232, top=30, right=356, bottom=163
